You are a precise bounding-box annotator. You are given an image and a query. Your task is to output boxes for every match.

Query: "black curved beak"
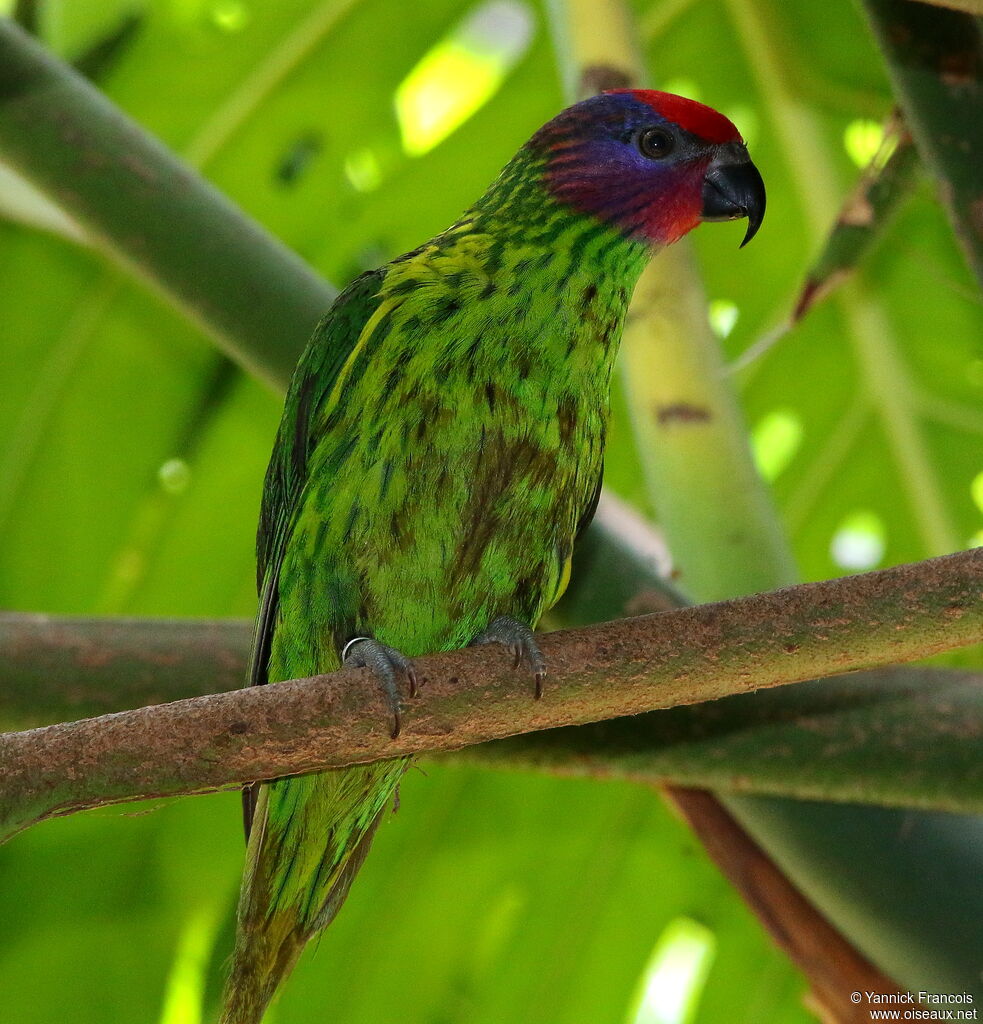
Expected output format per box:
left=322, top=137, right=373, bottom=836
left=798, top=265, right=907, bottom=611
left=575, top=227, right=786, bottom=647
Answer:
left=701, top=143, right=766, bottom=247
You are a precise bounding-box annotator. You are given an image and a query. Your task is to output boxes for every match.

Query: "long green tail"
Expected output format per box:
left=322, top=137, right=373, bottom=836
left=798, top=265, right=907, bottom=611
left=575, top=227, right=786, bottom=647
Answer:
left=220, top=762, right=405, bottom=1024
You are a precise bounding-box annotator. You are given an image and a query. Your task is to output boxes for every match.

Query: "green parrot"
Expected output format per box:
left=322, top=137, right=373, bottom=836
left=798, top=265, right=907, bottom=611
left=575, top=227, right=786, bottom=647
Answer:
left=221, top=88, right=764, bottom=1023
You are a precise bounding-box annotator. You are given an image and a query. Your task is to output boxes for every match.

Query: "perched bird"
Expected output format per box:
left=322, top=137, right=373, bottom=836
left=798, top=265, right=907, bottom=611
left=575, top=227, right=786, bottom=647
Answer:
left=222, top=88, right=764, bottom=1023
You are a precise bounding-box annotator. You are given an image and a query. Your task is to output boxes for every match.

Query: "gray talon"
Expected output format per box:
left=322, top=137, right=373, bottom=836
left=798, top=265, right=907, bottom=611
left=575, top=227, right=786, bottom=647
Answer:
left=343, top=638, right=416, bottom=739
left=471, top=616, right=546, bottom=699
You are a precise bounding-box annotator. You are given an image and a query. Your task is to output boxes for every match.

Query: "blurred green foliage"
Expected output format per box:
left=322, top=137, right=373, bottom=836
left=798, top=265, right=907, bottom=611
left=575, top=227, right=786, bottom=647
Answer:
left=0, top=0, right=979, bottom=1021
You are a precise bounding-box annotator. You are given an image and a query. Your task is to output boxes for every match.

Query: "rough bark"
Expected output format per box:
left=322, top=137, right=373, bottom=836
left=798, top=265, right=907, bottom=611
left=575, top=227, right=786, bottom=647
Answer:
left=1, top=547, right=979, bottom=842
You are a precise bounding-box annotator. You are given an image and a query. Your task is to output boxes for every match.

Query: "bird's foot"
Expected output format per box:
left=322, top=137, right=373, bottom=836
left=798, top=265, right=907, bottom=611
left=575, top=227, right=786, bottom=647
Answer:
left=342, top=637, right=418, bottom=739
left=471, top=616, right=546, bottom=699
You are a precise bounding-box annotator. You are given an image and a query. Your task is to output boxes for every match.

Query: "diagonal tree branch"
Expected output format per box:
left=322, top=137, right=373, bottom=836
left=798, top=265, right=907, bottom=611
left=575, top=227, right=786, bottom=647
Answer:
left=790, top=110, right=920, bottom=324
left=861, top=0, right=983, bottom=288
left=0, top=17, right=334, bottom=387
left=663, top=788, right=904, bottom=1024
left=5, top=620, right=983, bottom=814
left=1, top=547, right=979, bottom=843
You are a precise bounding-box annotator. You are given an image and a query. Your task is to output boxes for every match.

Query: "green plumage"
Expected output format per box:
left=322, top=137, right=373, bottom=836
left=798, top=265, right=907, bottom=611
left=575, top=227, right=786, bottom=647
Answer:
left=222, top=142, right=650, bottom=1023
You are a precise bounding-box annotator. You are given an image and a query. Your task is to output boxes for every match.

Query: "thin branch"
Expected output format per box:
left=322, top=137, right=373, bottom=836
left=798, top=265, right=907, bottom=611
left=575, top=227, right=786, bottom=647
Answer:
left=664, top=789, right=904, bottom=1024
left=1, top=548, right=979, bottom=842
left=7, top=506, right=982, bottom=816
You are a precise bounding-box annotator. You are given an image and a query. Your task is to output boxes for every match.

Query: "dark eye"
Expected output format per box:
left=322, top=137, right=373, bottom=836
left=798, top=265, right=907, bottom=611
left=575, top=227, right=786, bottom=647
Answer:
left=638, top=127, right=675, bottom=160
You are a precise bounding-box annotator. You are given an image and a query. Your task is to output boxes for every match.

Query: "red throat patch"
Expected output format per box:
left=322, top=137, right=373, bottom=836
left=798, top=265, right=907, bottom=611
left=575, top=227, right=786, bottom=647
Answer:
left=605, top=89, right=741, bottom=145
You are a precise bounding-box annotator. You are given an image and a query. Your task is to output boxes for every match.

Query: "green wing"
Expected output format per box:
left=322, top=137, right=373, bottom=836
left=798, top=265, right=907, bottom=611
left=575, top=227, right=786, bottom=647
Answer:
left=242, top=268, right=385, bottom=836
left=255, top=267, right=385, bottom=596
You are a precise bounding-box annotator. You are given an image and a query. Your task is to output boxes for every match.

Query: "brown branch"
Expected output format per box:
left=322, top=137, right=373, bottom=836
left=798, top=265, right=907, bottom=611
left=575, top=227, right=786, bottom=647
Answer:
left=1, top=548, right=979, bottom=842
left=5, top=615, right=983, bottom=813
left=664, top=789, right=906, bottom=1024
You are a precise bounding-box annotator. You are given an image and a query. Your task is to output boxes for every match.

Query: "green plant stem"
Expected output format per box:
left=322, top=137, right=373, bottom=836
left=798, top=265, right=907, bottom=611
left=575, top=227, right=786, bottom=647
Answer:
left=0, top=17, right=335, bottom=388
left=861, top=0, right=983, bottom=289
left=1, top=547, right=978, bottom=843
left=547, top=0, right=798, bottom=600
left=615, top=243, right=799, bottom=597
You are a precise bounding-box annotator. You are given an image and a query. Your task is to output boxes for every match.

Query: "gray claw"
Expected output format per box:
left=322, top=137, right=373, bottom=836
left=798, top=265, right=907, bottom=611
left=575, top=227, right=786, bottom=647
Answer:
left=342, top=637, right=417, bottom=738
left=471, top=616, right=546, bottom=699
